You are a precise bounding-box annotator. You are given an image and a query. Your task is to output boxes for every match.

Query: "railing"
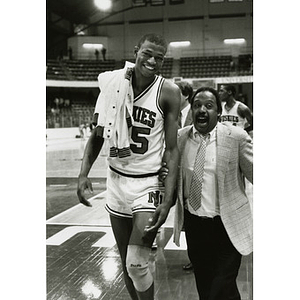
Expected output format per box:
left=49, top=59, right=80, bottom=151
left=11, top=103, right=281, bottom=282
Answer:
left=46, top=104, right=94, bottom=129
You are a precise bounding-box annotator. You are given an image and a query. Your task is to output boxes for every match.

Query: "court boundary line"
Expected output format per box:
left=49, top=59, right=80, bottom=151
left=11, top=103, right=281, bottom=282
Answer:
left=46, top=222, right=112, bottom=227
left=46, top=191, right=106, bottom=224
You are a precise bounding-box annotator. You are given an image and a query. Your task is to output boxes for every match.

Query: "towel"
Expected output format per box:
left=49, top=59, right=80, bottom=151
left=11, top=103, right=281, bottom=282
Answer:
left=94, top=61, right=135, bottom=158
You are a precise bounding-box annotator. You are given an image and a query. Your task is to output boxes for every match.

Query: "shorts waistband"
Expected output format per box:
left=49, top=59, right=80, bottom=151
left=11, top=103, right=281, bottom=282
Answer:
left=109, top=165, right=159, bottom=178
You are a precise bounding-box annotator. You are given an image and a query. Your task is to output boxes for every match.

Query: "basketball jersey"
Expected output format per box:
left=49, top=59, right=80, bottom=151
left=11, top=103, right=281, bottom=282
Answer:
left=108, top=75, right=165, bottom=175
left=220, top=101, right=248, bottom=129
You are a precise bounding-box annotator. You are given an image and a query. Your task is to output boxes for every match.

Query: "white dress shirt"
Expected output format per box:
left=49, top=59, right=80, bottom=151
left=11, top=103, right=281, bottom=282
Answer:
left=182, top=125, right=220, bottom=218
left=180, top=105, right=190, bottom=127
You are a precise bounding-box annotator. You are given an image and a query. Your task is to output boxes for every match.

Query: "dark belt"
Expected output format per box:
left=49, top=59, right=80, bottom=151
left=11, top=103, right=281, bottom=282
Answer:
left=185, top=209, right=221, bottom=221
left=200, top=215, right=221, bottom=221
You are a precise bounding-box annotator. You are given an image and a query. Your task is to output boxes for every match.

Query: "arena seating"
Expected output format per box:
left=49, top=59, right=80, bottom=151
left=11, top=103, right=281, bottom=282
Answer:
left=160, top=57, right=173, bottom=78
left=180, top=55, right=232, bottom=78
left=47, top=55, right=252, bottom=81
left=46, top=100, right=95, bottom=128
left=46, top=60, right=69, bottom=80
left=237, top=54, right=253, bottom=75
left=46, top=59, right=116, bottom=81
left=64, top=59, right=116, bottom=81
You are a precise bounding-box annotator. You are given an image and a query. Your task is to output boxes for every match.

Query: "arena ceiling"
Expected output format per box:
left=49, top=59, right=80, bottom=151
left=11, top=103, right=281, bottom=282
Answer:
left=47, top=0, right=170, bottom=26
left=47, top=0, right=98, bottom=24
left=47, top=0, right=139, bottom=55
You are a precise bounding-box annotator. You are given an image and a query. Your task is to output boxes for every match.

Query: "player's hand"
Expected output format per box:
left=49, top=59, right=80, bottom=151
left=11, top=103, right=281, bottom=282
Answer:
left=144, top=203, right=171, bottom=233
left=158, top=162, right=169, bottom=183
left=77, top=175, right=93, bottom=207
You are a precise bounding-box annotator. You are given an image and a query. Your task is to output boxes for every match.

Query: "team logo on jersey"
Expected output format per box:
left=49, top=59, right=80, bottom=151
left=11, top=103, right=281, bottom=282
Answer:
left=132, top=106, right=156, bottom=128
left=148, top=191, right=163, bottom=207
left=220, top=115, right=239, bottom=125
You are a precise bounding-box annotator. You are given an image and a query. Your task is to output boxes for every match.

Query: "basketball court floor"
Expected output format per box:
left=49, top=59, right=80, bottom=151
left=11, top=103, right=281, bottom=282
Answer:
left=46, top=135, right=253, bottom=300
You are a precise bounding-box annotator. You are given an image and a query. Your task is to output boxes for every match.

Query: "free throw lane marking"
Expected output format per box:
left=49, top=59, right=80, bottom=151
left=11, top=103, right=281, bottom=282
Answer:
left=46, top=225, right=185, bottom=250
left=46, top=226, right=115, bottom=248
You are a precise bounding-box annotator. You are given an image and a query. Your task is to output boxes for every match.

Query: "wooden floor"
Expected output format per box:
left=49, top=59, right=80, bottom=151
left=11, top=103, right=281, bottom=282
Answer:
left=46, top=136, right=253, bottom=300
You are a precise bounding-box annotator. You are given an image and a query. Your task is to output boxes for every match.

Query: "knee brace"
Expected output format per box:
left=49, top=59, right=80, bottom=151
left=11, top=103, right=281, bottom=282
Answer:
left=126, top=245, right=153, bottom=292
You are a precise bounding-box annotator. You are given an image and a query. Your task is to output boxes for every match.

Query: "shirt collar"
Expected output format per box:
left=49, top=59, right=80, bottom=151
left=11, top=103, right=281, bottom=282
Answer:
left=192, top=124, right=217, bottom=141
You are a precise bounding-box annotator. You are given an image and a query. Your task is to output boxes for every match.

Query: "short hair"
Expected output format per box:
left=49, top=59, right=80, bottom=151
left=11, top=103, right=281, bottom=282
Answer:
left=137, top=33, right=168, bottom=54
left=175, top=81, right=194, bottom=103
left=223, top=85, right=236, bottom=97
left=191, top=87, right=222, bottom=115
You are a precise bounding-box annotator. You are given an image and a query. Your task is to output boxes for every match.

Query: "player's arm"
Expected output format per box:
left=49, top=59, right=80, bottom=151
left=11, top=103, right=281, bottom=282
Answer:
left=146, top=81, right=181, bottom=232
left=77, top=127, right=104, bottom=207
left=238, top=103, right=253, bottom=133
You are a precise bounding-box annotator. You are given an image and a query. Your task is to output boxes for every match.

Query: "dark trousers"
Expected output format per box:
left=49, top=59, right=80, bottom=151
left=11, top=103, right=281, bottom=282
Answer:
left=184, top=209, right=242, bottom=300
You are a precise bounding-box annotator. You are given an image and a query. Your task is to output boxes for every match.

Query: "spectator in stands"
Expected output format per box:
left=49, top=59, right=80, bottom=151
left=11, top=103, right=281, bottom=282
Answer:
left=59, top=49, right=63, bottom=61
left=230, top=59, right=235, bottom=72
left=101, top=47, right=106, bottom=61
left=95, top=49, right=99, bottom=60
left=68, top=47, right=73, bottom=60
left=77, top=33, right=181, bottom=300
left=248, top=56, right=253, bottom=72
left=64, top=99, right=70, bottom=108
left=89, top=122, right=94, bottom=133
left=78, top=123, right=86, bottom=139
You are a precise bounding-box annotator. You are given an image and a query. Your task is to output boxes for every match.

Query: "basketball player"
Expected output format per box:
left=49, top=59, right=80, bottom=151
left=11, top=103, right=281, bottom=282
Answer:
left=219, top=84, right=253, bottom=138
left=219, top=84, right=253, bottom=214
left=77, top=33, right=181, bottom=300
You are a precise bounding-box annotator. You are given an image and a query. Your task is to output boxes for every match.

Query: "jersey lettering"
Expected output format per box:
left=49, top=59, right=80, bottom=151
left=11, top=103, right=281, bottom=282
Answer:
left=220, top=115, right=239, bottom=123
left=148, top=191, right=163, bottom=207
left=130, top=126, right=150, bottom=154
left=132, top=106, right=156, bottom=128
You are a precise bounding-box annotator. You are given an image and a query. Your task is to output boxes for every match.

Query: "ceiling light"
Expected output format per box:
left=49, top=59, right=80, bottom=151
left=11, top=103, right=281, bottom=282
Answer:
left=223, top=38, right=246, bottom=45
left=83, top=43, right=103, bottom=49
left=94, top=0, right=112, bottom=11
left=169, top=41, right=191, bottom=48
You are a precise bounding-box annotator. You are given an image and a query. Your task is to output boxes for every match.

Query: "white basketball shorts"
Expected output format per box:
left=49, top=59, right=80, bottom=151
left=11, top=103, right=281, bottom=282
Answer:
left=105, top=166, right=165, bottom=218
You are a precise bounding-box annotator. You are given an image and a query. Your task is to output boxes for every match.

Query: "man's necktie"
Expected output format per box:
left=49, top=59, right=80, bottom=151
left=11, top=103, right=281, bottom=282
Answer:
left=189, top=136, right=207, bottom=211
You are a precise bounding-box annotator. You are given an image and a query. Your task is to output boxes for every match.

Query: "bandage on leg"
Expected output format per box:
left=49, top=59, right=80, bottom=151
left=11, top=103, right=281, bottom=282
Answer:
left=126, top=245, right=153, bottom=292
